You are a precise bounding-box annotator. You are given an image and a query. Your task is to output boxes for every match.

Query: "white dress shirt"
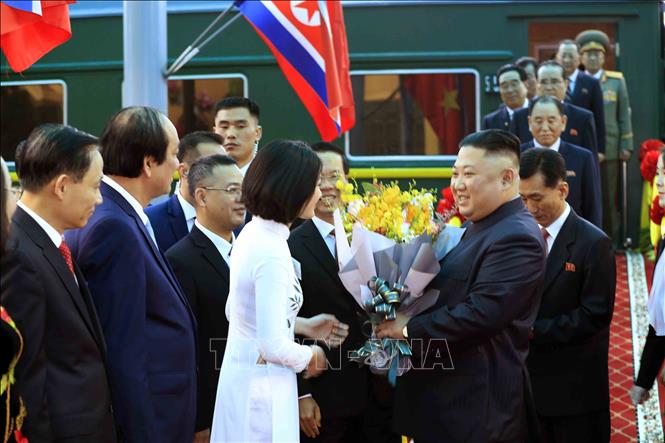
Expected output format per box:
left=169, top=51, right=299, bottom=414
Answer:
left=194, top=220, right=233, bottom=267
left=176, top=191, right=197, bottom=232
left=568, top=69, right=580, bottom=95
left=539, top=202, right=571, bottom=255
left=312, top=216, right=335, bottom=258
left=592, top=69, right=604, bottom=80
left=507, top=98, right=529, bottom=121
left=102, top=176, right=158, bottom=247
left=17, top=200, right=62, bottom=248
left=239, top=160, right=253, bottom=176
left=534, top=137, right=562, bottom=152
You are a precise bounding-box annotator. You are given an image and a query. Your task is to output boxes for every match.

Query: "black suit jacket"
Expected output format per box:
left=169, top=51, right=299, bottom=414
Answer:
left=145, top=194, right=189, bottom=252
left=511, top=102, right=599, bottom=155
left=527, top=209, right=615, bottom=416
left=567, top=71, right=606, bottom=155
left=521, top=140, right=602, bottom=228
left=482, top=105, right=511, bottom=131
left=1, top=207, right=116, bottom=442
left=165, top=225, right=230, bottom=432
left=288, top=220, right=370, bottom=418
left=394, top=198, right=546, bottom=443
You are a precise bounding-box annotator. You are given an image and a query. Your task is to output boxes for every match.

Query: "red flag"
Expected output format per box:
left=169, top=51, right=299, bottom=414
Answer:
left=237, top=1, right=355, bottom=141
left=1, top=1, right=75, bottom=73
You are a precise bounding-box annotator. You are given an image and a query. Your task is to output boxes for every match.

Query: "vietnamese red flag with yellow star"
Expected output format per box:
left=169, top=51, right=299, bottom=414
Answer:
left=1, top=0, right=75, bottom=73
left=236, top=0, right=355, bottom=142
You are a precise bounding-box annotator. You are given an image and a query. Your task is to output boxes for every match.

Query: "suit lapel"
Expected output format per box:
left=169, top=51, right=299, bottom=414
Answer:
left=190, top=226, right=230, bottom=284
left=543, top=210, right=577, bottom=293
left=13, top=208, right=103, bottom=351
left=300, top=220, right=339, bottom=282
left=102, top=183, right=196, bottom=321
left=167, top=195, right=188, bottom=240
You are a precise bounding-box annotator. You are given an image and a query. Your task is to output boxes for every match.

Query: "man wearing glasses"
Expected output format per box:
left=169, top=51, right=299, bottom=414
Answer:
left=146, top=131, right=226, bottom=252
left=165, top=154, right=245, bottom=443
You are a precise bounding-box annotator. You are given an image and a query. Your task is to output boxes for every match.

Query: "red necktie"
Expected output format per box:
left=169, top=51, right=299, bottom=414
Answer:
left=541, top=227, right=549, bottom=242
left=59, top=240, right=75, bottom=276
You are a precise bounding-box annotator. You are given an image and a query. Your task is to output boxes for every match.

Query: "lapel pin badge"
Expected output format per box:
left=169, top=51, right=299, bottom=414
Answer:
left=565, top=262, right=576, bottom=272
left=570, top=128, right=578, bottom=136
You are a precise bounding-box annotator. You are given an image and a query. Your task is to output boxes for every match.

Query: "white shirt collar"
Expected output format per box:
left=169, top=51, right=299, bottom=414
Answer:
left=506, top=98, right=529, bottom=119
left=592, top=69, right=603, bottom=80
left=534, top=137, right=562, bottom=152
left=17, top=200, right=62, bottom=247
left=176, top=190, right=197, bottom=229
left=312, top=216, right=334, bottom=238
left=194, top=220, right=233, bottom=266
left=539, top=202, right=570, bottom=254
left=569, top=69, right=580, bottom=83
left=239, top=160, right=252, bottom=176
left=102, top=175, right=149, bottom=225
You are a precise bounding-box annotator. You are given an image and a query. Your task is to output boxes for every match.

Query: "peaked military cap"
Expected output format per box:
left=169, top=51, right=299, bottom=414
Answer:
left=576, top=29, right=610, bottom=53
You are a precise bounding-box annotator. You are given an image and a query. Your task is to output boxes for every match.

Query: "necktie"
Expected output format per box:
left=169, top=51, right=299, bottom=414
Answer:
left=541, top=227, right=549, bottom=242
left=59, top=240, right=75, bottom=276
left=565, top=80, right=572, bottom=101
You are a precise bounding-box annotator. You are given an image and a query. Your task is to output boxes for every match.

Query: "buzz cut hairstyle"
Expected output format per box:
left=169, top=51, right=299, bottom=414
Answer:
left=213, top=96, right=260, bottom=120
left=528, top=95, right=565, bottom=116
left=187, top=153, right=237, bottom=198
left=519, top=147, right=567, bottom=188
left=15, top=123, right=99, bottom=192
left=458, top=129, right=521, bottom=164
left=177, top=131, right=224, bottom=163
left=537, top=60, right=566, bottom=80
left=310, top=141, right=349, bottom=175
left=497, top=64, right=527, bottom=82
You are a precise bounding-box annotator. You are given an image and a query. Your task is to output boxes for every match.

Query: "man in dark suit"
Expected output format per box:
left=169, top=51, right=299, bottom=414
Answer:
left=289, top=142, right=399, bottom=443
left=66, top=107, right=197, bottom=443
left=377, top=130, right=546, bottom=443
left=556, top=39, right=606, bottom=158
left=146, top=131, right=225, bottom=251
left=165, top=154, right=245, bottom=443
left=511, top=61, right=599, bottom=159
left=516, top=56, right=538, bottom=100
left=482, top=64, right=529, bottom=131
left=519, top=147, right=615, bottom=442
left=520, top=95, right=602, bottom=228
left=1, top=124, right=116, bottom=442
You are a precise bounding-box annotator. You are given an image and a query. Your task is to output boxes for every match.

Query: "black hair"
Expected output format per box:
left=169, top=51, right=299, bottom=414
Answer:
left=15, top=123, right=99, bottom=192
left=515, top=56, right=538, bottom=71
left=213, top=96, right=260, bottom=120
left=557, top=39, right=580, bottom=51
left=100, top=106, right=170, bottom=178
left=497, top=64, right=527, bottom=82
left=537, top=60, right=566, bottom=80
left=519, top=147, right=567, bottom=188
left=458, top=129, right=521, bottom=163
left=187, top=154, right=237, bottom=197
left=242, top=139, right=322, bottom=224
left=310, top=141, right=349, bottom=175
left=1, top=159, right=10, bottom=256
left=528, top=95, right=565, bottom=116
left=178, top=131, right=224, bottom=163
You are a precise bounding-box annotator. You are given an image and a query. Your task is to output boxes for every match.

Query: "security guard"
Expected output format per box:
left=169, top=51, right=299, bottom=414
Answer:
left=576, top=29, right=633, bottom=246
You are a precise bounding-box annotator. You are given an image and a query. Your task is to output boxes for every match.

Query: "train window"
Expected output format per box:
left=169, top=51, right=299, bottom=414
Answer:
left=347, top=69, right=479, bottom=160
left=1, top=80, right=66, bottom=161
left=167, top=74, right=248, bottom=137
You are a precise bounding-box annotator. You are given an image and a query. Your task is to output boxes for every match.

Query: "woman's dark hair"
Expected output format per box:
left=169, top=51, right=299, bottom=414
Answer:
left=15, top=123, right=99, bottom=192
left=100, top=106, right=169, bottom=178
left=1, top=159, right=10, bottom=256
left=519, top=147, right=567, bottom=188
left=242, top=139, right=322, bottom=224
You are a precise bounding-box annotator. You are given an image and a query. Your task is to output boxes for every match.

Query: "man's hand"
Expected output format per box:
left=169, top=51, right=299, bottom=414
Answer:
left=629, top=385, right=650, bottom=405
left=193, top=428, right=210, bottom=443
left=298, top=314, right=350, bottom=348
left=375, top=313, right=410, bottom=339
left=299, top=396, right=321, bottom=438
left=619, top=149, right=632, bottom=162
left=598, top=152, right=606, bottom=163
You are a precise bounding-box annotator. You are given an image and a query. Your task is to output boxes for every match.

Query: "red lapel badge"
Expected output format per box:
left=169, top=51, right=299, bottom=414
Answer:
left=569, top=128, right=578, bottom=136
left=565, top=262, right=576, bottom=272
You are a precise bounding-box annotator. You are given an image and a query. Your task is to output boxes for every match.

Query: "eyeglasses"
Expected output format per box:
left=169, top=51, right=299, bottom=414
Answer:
left=539, top=79, right=563, bottom=86
left=320, top=172, right=342, bottom=184
left=202, top=186, right=242, bottom=197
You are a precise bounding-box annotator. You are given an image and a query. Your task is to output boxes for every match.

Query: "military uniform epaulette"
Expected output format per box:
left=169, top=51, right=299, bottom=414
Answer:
left=605, top=70, right=623, bottom=79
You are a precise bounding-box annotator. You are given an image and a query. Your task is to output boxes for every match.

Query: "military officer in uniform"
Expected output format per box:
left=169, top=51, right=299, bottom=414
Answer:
left=577, top=29, right=633, bottom=247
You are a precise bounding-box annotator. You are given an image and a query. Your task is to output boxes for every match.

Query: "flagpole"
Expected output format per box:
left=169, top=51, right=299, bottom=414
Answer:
left=164, top=2, right=241, bottom=77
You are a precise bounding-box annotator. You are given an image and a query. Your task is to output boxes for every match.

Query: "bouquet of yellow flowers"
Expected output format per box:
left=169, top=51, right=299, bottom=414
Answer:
left=332, top=179, right=464, bottom=384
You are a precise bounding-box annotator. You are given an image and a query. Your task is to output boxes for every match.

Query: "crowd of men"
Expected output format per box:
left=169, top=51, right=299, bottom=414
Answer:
left=0, top=29, right=635, bottom=443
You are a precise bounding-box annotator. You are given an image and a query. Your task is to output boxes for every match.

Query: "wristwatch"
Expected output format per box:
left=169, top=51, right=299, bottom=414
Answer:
left=402, top=325, right=408, bottom=339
